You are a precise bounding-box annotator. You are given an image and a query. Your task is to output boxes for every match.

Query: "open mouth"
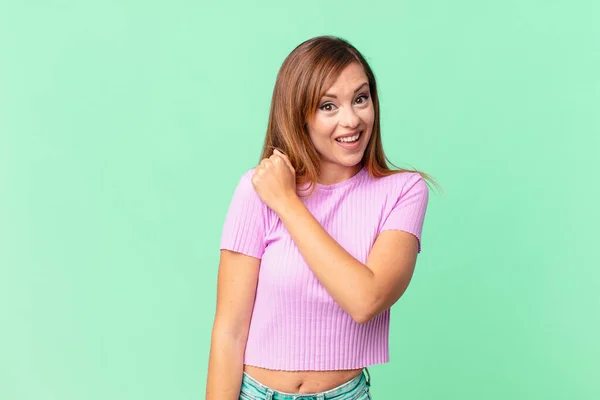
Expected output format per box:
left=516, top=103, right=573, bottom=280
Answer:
left=335, top=131, right=362, bottom=143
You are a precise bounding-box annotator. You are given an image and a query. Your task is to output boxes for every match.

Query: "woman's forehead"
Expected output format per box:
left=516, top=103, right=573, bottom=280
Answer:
left=320, top=63, right=368, bottom=94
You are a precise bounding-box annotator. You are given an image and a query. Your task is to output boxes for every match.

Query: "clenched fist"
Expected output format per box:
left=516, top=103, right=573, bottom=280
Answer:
left=251, top=149, right=298, bottom=214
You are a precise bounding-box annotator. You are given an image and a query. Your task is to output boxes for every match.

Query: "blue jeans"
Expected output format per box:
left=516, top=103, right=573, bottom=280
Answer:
left=239, top=367, right=372, bottom=400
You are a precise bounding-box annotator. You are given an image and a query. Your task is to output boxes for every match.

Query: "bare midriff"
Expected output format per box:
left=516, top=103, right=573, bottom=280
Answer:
left=243, top=364, right=363, bottom=394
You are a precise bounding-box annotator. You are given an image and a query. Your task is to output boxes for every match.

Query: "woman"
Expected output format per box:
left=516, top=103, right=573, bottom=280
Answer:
left=206, top=35, right=438, bottom=400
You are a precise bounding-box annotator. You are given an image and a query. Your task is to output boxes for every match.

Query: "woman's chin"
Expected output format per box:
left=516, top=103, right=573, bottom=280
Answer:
left=329, top=156, right=365, bottom=169
left=338, top=152, right=366, bottom=166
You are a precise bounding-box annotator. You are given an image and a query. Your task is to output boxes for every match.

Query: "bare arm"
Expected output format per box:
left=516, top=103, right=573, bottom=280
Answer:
left=276, top=198, right=418, bottom=324
left=251, top=151, right=425, bottom=325
left=206, top=250, right=260, bottom=400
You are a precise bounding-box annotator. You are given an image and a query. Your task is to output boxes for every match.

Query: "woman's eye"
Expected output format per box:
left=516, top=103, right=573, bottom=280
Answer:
left=319, top=95, right=369, bottom=112
left=356, top=94, right=369, bottom=104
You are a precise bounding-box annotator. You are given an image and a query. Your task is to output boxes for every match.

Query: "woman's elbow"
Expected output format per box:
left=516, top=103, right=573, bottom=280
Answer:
left=350, top=296, right=381, bottom=324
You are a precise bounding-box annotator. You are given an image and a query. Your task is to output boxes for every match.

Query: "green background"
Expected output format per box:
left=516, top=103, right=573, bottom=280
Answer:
left=1, top=0, right=599, bottom=399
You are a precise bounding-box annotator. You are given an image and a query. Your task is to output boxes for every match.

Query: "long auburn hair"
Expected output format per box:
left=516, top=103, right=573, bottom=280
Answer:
left=259, top=35, right=441, bottom=196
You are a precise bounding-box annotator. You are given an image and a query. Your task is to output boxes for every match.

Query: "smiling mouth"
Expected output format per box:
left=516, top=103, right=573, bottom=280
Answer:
left=335, top=131, right=362, bottom=143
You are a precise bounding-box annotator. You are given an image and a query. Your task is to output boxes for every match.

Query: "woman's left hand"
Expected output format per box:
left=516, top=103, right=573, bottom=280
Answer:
left=251, top=149, right=298, bottom=214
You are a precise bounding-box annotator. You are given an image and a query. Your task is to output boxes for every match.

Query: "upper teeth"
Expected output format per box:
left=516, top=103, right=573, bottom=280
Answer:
left=337, top=133, right=361, bottom=142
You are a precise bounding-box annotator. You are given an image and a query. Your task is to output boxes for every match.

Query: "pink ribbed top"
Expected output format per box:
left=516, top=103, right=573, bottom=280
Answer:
left=219, top=165, right=429, bottom=371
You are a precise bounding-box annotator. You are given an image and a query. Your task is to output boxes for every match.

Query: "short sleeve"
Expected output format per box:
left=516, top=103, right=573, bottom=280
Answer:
left=219, top=169, right=267, bottom=259
left=379, top=173, right=429, bottom=253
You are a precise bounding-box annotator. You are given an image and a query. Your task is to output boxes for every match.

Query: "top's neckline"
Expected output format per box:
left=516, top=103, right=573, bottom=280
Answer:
left=315, top=166, right=368, bottom=190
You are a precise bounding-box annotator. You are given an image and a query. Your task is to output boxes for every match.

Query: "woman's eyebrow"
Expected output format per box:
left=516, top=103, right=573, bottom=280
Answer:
left=323, top=82, right=369, bottom=99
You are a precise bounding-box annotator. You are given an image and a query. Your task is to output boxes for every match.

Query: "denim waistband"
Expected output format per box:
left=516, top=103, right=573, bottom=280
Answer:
left=240, top=368, right=371, bottom=400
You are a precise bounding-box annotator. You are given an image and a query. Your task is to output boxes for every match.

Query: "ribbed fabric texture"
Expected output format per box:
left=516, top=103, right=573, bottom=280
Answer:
left=219, top=166, right=429, bottom=371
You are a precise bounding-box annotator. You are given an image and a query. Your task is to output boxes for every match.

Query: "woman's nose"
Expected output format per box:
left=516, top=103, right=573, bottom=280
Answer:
left=339, top=105, right=360, bottom=128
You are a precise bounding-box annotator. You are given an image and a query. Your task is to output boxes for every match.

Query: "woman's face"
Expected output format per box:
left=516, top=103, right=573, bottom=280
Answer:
left=306, top=62, right=375, bottom=178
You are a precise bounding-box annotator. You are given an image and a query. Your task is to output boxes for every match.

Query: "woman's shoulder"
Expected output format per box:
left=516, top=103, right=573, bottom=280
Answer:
left=229, top=167, right=260, bottom=199
left=239, top=167, right=257, bottom=181
left=366, top=170, right=424, bottom=191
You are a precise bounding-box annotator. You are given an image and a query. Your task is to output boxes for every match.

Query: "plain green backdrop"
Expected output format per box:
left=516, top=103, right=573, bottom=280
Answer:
left=1, top=0, right=599, bottom=399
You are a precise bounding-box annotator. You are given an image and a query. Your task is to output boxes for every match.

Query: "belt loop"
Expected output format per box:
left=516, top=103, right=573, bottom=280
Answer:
left=317, top=394, right=325, bottom=400
left=265, top=388, right=274, bottom=400
left=364, top=367, right=371, bottom=387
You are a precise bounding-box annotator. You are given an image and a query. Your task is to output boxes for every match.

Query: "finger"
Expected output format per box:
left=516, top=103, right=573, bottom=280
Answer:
left=270, top=151, right=285, bottom=164
left=274, top=151, right=295, bottom=173
left=273, top=148, right=287, bottom=156
left=269, top=155, right=284, bottom=169
left=271, top=152, right=291, bottom=171
left=259, top=158, right=272, bottom=169
left=273, top=149, right=290, bottom=162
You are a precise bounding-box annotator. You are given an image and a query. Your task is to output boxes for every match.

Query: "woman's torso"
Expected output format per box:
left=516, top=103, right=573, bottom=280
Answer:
left=243, top=365, right=363, bottom=394
left=229, top=170, right=425, bottom=390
